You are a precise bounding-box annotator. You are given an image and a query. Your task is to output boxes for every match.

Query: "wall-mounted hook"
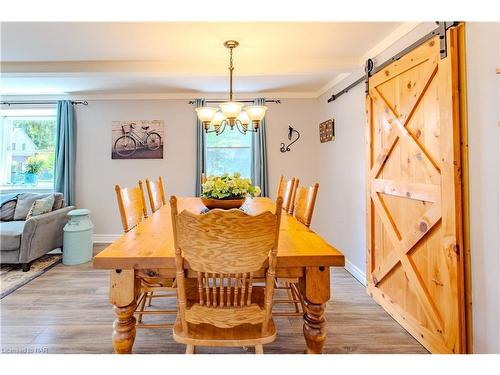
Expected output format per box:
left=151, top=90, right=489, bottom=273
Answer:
left=280, top=126, right=300, bottom=153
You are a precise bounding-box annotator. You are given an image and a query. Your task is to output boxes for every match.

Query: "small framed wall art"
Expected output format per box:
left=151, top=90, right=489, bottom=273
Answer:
left=319, top=118, right=335, bottom=143
left=111, top=120, right=164, bottom=159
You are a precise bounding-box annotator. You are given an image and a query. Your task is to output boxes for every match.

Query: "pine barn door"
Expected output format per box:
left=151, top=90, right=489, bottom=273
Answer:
left=365, top=27, right=466, bottom=353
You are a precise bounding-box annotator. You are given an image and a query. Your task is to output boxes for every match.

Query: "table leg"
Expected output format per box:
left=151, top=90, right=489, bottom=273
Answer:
left=113, top=301, right=137, bottom=354
left=303, top=299, right=327, bottom=354
left=300, top=266, right=330, bottom=354
left=109, top=269, right=139, bottom=354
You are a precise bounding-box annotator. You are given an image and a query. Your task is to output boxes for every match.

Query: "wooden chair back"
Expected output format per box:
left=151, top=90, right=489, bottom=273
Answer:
left=170, top=196, right=283, bottom=332
left=276, top=176, right=299, bottom=213
left=293, top=183, right=319, bottom=228
left=115, top=181, right=148, bottom=232
left=287, top=178, right=300, bottom=214
left=276, top=175, right=285, bottom=199
left=145, top=176, right=166, bottom=213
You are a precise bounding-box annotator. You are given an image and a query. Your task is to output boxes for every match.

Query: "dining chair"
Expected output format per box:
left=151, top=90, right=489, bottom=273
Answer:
left=276, top=175, right=299, bottom=213
left=293, top=182, right=320, bottom=228
left=274, top=182, right=321, bottom=318
left=145, top=176, right=166, bottom=213
left=170, top=195, right=283, bottom=354
left=115, top=181, right=148, bottom=232
left=274, top=176, right=301, bottom=316
left=115, top=181, right=176, bottom=329
left=287, top=178, right=300, bottom=214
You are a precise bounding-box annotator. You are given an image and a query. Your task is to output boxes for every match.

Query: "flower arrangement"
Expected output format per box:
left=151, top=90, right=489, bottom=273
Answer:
left=201, top=173, right=261, bottom=200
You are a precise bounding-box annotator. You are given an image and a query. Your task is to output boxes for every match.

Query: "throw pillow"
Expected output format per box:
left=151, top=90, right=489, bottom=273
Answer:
left=13, top=193, right=52, bottom=220
left=0, top=200, right=17, bottom=221
left=26, top=195, right=55, bottom=220
left=53, top=193, right=65, bottom=210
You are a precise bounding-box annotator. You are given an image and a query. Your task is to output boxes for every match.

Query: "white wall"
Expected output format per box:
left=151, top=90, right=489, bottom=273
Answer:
left=314, top=84, right=367, bottom=282
left=74, top=98, right=318, bottom=235
left=265, top=99, right=319, bottom=199
left=465, top=22, right=500, bottom=354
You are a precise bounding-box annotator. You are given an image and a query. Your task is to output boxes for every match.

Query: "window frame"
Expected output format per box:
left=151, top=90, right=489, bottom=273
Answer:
left=0, top=108, right=57, bottom=194
left=203, top=130, right=254, bottom=179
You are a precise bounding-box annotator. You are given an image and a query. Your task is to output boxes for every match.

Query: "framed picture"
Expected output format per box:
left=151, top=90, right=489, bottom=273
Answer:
left=319, top=118, right=335, bottom=143
left=111, top=120, right=164, bottom=159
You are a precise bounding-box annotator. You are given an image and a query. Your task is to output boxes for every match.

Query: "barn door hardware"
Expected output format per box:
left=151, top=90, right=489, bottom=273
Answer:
left=436, top=21, right=459, bottom=59
left=327, top=21, right=459, bottom=103
left=280, top=126, right=300, bottom=153
left=365, top=58, right=374, bottom=94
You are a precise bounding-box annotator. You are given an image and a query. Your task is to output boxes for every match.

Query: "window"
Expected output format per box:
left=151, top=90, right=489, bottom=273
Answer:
left=0, top=109, right=57, bottom=192
left=205, top=130, right=252, bottom=178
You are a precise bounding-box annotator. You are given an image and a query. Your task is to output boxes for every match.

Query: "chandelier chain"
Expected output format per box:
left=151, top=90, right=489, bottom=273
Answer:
left=195, top=40, right=267, bottom=136
left=229, top=46, right=234, bottom=101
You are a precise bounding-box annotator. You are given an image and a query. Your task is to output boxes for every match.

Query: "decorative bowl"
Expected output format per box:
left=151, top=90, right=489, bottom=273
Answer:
left=201, top=197, right=246, bottom=210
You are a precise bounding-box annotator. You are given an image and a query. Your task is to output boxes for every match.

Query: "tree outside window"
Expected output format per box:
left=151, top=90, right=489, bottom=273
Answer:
left=205, top=129, right=252, bottom=178
left=1, top=114, right=56, bottom=191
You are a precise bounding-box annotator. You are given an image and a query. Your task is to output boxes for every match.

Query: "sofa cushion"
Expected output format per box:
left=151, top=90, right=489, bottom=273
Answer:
left=13, top=193, right=52, bottom=220
left=26, top=195, right=55, bottom=220
left=53, top=193, right=64, bottom=210
left=1, top=200, right=17, bottom=221
left=0, top=221, right=25, bottom=251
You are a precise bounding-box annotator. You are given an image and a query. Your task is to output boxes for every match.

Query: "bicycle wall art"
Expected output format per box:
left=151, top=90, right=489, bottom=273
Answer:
left=111, top=120, right=164, bottom=159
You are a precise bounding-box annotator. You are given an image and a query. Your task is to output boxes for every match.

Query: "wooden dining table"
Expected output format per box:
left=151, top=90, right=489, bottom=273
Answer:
left=93, top=197, right=344, bottom=354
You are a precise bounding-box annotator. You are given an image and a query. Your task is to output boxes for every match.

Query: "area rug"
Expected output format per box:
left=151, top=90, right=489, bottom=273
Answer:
left=1, top=253, right=62, bottom=299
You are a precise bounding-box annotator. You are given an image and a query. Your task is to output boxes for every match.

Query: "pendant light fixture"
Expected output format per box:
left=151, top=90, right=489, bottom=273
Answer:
left=195, top=40, right=268, bottom=135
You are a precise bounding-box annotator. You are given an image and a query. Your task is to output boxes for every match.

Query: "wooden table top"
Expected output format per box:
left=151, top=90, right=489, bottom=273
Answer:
left=93, top=197, right=345, bottom=270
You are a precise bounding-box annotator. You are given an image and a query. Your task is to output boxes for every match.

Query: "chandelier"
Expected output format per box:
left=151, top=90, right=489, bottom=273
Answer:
left=195, top=40, right=267, bottom=135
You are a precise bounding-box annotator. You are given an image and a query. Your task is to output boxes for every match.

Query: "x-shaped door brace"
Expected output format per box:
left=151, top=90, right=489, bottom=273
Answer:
left=368, top=57, right=446, bottom=334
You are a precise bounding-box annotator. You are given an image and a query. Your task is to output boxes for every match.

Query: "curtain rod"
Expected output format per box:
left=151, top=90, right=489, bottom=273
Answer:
left=1, top=100, right=88, bottom=106
left=188, top=99, right=281, bottom=104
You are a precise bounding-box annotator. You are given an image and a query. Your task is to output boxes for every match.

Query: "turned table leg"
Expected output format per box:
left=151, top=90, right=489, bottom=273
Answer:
left=300, top=266, right=330, bottom=354
left=109, top=269, right=139, bottom=354
left=113, top=301, right=137, bottom=354
left=303, top=299, right=327, bottom=354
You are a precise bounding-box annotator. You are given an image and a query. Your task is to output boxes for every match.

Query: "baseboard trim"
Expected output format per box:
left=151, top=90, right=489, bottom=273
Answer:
left=344, top=259, right=366, bottom=286
left=93, top=234, right=121, bottom=243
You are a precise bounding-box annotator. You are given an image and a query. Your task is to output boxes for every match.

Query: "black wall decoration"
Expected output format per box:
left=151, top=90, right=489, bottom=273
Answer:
left=280, top=126, right=300, bottom=153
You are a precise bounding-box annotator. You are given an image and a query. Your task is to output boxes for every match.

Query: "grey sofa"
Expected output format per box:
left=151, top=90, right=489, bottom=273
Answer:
left=0, top=192, right=75, bottom=271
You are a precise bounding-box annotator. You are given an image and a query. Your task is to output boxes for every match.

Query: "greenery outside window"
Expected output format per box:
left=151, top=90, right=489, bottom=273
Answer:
left=205, top=129, right=252, bottom=178
left=0, top=108, right=56, bottom=193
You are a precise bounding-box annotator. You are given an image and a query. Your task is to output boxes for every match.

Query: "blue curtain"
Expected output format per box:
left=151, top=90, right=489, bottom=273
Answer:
left=252, top=98, right=269, bottom=197
left=54, top=100, right=76, bottom=205
left=195, top=98, right=206, bottom=196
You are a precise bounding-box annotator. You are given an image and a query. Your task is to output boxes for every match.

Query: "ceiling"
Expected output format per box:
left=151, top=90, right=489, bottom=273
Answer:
left=0, top=22, right=406, bottom=97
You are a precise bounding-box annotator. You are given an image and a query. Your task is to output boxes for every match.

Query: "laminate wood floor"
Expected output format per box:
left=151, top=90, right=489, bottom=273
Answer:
left=0, top=244, right=428, bottom=354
